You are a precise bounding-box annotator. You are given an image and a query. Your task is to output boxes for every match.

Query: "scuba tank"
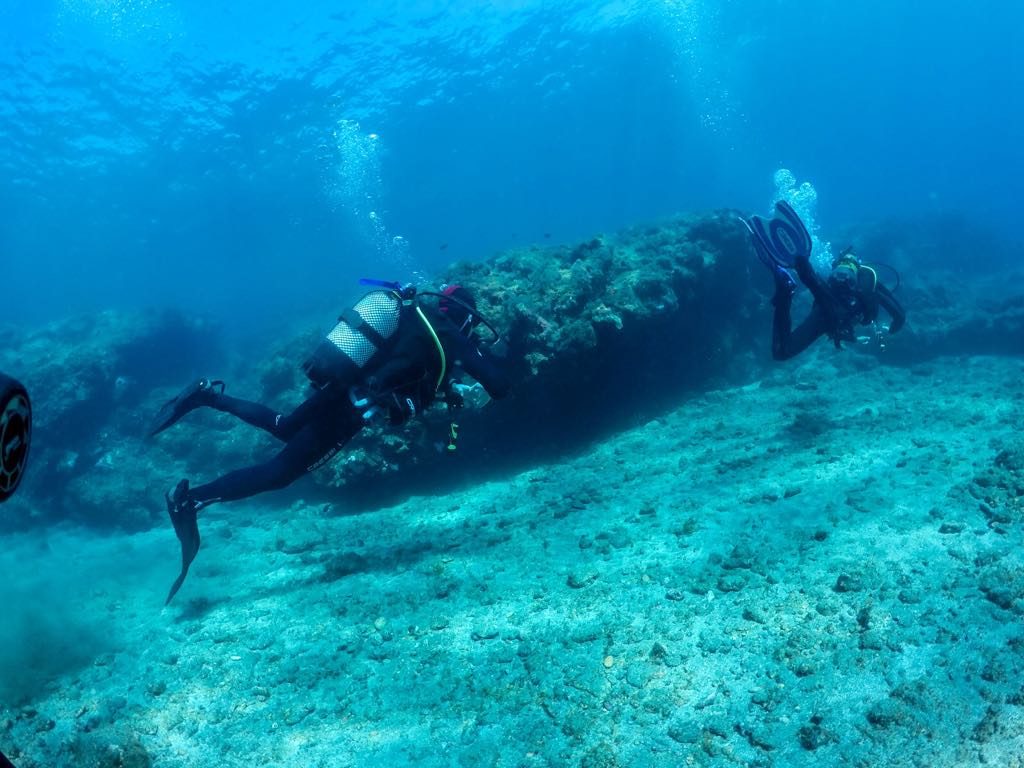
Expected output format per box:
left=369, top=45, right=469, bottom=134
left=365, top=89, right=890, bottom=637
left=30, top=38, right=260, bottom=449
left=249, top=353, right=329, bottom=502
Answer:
left=302, top=289, right=405, bottom=390
left=302, top=278, right=503, bottom=393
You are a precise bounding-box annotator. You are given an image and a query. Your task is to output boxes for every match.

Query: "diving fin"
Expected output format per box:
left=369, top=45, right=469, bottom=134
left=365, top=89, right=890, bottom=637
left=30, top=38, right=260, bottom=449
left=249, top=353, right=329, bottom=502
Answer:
left=165, top=479, right=200, bottom=605
left=148, top=378, right=224, bottom=438
left=742, top=216, right=797, bottom=291
left=744, top=200, right=813, bottom=268
left=772, top=200, right=813, bottom=261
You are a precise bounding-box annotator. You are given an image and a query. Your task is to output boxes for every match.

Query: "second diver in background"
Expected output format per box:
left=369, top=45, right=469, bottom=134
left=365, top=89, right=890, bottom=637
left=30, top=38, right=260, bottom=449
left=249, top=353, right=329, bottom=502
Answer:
left=744, top=201, right=905, bottom=361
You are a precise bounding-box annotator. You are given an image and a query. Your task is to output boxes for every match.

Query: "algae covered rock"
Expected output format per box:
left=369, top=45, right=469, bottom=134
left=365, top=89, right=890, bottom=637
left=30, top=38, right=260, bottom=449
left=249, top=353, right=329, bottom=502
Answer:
left=446, top=210, right=759, bottom=379
left=0, top=309, right=221, bottom=530
left=206, top=209, right=767, bottom=504
left=320, top=210, right=764, bottom=496
left=967, top=439, right=1024, bottom=531
left=4, top=209, right=1022, bottom=530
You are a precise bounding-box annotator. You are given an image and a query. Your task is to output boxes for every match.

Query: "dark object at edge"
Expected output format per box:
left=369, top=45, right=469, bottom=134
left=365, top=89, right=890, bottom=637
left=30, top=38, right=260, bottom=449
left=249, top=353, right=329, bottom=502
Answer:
left=0, top=372, right=31, bottom=503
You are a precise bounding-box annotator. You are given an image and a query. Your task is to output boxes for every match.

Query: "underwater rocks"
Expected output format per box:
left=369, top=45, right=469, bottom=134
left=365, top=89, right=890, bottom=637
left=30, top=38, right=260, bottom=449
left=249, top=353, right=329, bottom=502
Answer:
left=3, top=210, right=1023, bottom=531
left=450, top=212, right=757, bottom=377
left=42, top=208, right=768, bottom=529
left=968, top=442, right=1024, bottom=531
left=293, top=211, right=1024, bottom=502
left=301, top=209, right=767, bottom=500
left=4, top=354, right=1024, bottom=768
left=0, top=309, right=222, bottom=531
left=885, top=270, right=1024, bottom=364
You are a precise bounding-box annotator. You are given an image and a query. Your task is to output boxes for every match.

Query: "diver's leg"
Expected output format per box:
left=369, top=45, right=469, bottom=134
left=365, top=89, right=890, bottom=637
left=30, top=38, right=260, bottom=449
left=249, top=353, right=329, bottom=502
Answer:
left=210, top=384, right=347, bottom=442
left=773, top=299, right=828, bottom=361
left=163, top=399, right=361, bottom=602
left=207, top=394, right=281, bottom=435
left=148, top=378, right=288, bottom=439
left=769, top=277, right=798, bottom=360
left=188, top=408, right=362, bottom=505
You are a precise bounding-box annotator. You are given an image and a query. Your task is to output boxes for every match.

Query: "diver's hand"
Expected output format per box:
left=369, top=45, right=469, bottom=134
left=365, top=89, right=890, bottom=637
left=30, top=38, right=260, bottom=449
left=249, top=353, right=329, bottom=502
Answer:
left=452, top=381, right=491, bottom=409
left=348, top=384, right=389, bottom=422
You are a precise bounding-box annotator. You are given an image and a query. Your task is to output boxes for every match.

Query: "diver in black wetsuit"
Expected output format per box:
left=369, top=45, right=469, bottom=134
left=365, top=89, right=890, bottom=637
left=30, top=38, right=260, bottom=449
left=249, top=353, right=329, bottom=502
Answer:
left=770, top=248, right=906, bottom=360
left=744, top=201, right=905, bottom=361
left=150, top=283, right=511, bottom=603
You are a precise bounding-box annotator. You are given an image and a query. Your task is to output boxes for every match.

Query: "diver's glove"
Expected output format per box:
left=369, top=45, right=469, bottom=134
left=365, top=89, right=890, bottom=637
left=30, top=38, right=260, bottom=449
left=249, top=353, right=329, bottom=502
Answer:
left=349, top=385, right=386, bottom=422
left=451, top=381, right=491, bottom=409
left=349, top=383, right=417, bottom=426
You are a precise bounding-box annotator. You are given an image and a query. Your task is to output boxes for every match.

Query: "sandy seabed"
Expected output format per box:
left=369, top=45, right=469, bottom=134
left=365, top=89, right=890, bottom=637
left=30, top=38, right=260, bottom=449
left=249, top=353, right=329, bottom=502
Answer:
left=3, top=352, right=1024, bottom=768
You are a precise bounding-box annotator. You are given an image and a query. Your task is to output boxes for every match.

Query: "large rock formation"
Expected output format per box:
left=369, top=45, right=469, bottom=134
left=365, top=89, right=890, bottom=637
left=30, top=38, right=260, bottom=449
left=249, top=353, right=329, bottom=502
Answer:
left=0, top=311, right=223, bottom=530
left=1, top=210, right=1019, bottom=531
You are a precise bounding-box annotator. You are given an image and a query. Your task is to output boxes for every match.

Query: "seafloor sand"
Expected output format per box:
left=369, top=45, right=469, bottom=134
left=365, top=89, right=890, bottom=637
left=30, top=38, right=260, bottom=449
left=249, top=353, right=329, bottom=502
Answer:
left=3, top=351, right=1024, bottom=767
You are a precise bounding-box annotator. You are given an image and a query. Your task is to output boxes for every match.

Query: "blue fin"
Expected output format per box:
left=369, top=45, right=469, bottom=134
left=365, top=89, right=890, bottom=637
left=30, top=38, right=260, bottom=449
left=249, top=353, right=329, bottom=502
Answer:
left=772, top=200, right=813, bottom=262
left=741, top=216, right=796, bottom=289
left=149, top=378, right=224, bottom=438
left=745, top=214, right=787, bottom=267
left=744, top=200, right=813, bottom=268
left=743, top=218, right=778, bottom=267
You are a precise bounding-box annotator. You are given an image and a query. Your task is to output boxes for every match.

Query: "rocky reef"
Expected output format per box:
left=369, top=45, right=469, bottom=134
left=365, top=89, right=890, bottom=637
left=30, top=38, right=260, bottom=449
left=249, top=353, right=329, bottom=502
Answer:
left=835, top=212, right=1024, bottom=361
left=1, top=210, right=1021, bottom=531
left=0, top=310, right=222, bottom=531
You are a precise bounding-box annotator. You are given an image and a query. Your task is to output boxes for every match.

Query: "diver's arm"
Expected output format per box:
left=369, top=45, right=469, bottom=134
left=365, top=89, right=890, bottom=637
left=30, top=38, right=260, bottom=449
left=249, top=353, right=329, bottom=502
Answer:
left=362, top=334, right=425, bottom=393
left=876, top=284, right=906, bottom=334
left=445, top=331, right=512, bottom=399
left=463, top=347, right=512, bottom=399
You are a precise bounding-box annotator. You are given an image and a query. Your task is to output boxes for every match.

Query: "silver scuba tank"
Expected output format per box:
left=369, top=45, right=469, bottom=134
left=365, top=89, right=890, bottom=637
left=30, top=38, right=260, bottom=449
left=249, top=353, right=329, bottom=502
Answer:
left=302, top=290, right=404, bottom=388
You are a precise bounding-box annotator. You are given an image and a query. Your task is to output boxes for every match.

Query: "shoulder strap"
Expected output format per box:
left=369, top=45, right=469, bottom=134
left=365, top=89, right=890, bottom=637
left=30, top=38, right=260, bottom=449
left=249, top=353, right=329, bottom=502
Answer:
left=340, top=307, right=389, bottom=348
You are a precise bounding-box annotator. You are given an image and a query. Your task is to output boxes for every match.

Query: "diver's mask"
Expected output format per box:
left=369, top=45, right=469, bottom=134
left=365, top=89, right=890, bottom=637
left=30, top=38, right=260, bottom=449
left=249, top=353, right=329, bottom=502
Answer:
left=830, top=246, right=860, bottom=294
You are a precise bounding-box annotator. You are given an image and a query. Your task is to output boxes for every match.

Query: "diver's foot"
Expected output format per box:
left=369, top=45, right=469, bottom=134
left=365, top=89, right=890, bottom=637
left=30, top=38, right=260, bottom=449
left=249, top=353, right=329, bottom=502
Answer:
left=165, top=478, right=201, bottom=605
left=148, top=378, right=225, bottom=437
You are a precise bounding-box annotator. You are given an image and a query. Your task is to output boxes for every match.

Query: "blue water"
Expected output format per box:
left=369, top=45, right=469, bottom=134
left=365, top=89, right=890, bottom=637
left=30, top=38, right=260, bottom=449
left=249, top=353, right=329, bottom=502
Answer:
left=1, top=0, right=1021, bottom=333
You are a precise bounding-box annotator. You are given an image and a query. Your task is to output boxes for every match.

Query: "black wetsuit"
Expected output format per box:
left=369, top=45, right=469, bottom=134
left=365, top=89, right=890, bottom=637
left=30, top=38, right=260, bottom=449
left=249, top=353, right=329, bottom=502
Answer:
left=188, top=308, right=510, bottom=506
left=772, top=255, right=906, bottom=361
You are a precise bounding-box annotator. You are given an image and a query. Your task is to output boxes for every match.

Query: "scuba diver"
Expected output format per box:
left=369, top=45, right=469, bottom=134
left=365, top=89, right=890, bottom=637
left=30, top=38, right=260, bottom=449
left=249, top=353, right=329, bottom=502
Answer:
left=0, top=372, right=31, bottom=503
left=150, top=282, right=511, bottom=604
left=743, top=201, right=905, bottom=361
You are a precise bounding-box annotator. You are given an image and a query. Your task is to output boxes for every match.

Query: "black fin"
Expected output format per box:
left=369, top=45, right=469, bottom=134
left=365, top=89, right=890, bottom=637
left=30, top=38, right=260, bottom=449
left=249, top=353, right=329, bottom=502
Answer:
left=148, top=379, right=223, bottom=438
left=165, top=480, right=201, bottom=605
